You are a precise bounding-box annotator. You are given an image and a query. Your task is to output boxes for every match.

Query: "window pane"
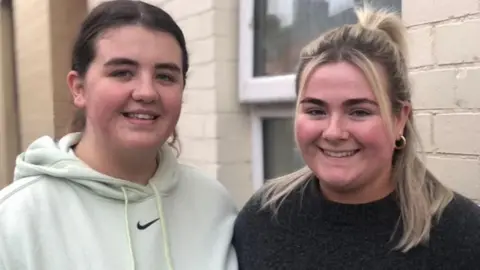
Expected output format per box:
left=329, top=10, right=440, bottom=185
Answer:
left=253, top=0, right=402, bottom=77
left=262, top=118, right=304, bottom=180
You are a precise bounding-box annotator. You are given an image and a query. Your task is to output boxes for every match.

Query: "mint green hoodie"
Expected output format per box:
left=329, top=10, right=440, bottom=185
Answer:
left=0, top=133, right=238, bottom=270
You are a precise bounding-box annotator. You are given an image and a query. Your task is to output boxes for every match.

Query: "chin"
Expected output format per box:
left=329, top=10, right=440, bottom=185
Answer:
left=118, top=136, right=163, bottom=151
left=314, top=168, right=359, bottom=188
left=319, top=176, right=356, bottom=189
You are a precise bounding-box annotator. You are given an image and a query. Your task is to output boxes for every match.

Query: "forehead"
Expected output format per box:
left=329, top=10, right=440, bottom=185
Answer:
left=93, top=25, right=182, bottom=68
left=302, top=61, right=377, bottom=101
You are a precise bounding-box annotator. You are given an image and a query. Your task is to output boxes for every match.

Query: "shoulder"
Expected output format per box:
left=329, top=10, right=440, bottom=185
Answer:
left=236, top=172, right=309, bottom=225
left=236, top=190, right=264, bottom=219
left=233, top=183, right=299, bottom=258
left=436, top=192, right=480, bottom=232
left=0, top=176, right=72, bottom=219
left=234, top=192, right=263, bottom=240
left=236, top=169, right=312, bottom=223
left=429, top=192, right=480, bottom=266
left=176, top=163, right=238, bottom=213
left=0, top=176, right=70, bottom=236
left=176, top=163, right=231, bottom=199
left=234, top=184, right=285, bottom=236
left=0, top=176, right=59, bottom=208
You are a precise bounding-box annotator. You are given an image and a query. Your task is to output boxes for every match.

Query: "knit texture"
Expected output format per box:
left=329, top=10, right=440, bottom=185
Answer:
left=234, top=179, right=480, bottom=270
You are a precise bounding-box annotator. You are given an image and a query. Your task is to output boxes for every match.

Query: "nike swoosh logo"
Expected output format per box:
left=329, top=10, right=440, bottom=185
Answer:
left=137, top=218, right=160, bottom=230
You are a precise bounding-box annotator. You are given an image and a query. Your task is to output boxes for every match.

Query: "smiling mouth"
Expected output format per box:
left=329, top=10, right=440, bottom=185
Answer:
left=320, top=148, right=360, bottom=158
left=122, top=113, right=159, bottom=120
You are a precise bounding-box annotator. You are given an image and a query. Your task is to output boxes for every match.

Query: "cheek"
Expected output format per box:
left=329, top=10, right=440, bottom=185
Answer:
left=355, top=121, right=395, bottom=157
left=84, top=82, right=127, bottom=122
left=161, top=88, right=183, bottom=115
left=294, top=116, right=320, bottom=148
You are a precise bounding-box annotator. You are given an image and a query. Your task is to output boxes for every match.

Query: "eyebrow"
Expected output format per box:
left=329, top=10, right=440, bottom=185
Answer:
left=299, top=97, right=378, bottom=107
left=103, top=57, right=182, bottom=74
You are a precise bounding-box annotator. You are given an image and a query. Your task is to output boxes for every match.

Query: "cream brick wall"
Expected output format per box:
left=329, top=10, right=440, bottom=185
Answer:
left=158, top=0, right=253, bottom=207
left=405, top=0, right=480, bottom=200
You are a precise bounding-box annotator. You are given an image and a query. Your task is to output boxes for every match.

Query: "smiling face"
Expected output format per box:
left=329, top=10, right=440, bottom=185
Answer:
left=295, top=61, right=409, bottom=203
left=68, top=25, right=184, bottom=152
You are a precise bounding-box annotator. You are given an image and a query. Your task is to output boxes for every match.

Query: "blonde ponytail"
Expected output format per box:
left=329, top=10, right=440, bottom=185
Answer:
left=356, top=7, right=408, bottom=60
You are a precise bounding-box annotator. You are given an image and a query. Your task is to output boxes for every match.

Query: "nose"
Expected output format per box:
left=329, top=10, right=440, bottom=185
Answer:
left=131, top=78, right=158, bottom=103
left=322, top=116, right=348, bottom=141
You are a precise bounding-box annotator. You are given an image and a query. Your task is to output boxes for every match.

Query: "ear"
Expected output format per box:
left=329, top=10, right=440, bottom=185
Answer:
left=67, top=71, right=86, bottom=109
left=394, top=101, right=412, bottom=139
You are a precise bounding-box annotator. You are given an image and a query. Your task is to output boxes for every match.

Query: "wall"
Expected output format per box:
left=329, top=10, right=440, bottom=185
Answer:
left=0, top=0, right=87, bottom=187
left=13, top=0, right=87, bottom=150
left=406, top=0, right=480, bottom=200
left=158, top=0, right=253, bottom=207
left=0, top=1, right=18, bottom=188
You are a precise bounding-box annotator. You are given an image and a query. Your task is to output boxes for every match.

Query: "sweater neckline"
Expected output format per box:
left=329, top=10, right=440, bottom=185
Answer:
left=302, top=178, right=401, bottom=229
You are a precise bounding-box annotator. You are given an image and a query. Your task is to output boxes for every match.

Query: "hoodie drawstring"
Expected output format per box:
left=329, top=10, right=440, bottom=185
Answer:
left=150, top=182, right=174, bottom=270
left=121, top=186, right=174, bottom=270
left=122, top=187, right=136, bottom=270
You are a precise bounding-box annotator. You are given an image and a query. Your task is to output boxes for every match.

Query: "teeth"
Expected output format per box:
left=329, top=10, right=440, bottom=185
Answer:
left=126, top=113, right=155, bottom=120
left=323, top=150, right=357, bottom=158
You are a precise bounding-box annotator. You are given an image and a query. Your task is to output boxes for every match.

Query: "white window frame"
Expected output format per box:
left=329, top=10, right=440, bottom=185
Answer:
left=250, top=105, right=296, bottom=191
left=238, top=0, right=297, bottom=104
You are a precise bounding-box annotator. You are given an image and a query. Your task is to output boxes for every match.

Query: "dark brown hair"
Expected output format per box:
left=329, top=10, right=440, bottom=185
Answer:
left=69, top=0, right=188, bottom=151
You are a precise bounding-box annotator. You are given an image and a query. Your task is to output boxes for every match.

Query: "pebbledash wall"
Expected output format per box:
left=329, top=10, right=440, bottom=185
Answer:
left=1, top=0, right=480, bottom=207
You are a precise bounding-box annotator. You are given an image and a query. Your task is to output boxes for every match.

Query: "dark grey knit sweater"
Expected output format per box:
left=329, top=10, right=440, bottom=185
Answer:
left=233, top=179, right=480, bottom=270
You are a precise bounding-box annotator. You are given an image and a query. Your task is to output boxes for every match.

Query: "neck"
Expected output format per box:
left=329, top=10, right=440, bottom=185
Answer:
left=74, top=133, right=158, bottom=185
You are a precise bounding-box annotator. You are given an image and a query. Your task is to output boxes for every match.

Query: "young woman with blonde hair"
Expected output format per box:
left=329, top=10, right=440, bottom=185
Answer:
left=234, top=6, right=480, bottom=269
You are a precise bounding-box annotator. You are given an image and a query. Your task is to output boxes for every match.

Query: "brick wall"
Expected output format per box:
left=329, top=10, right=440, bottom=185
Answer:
left=158, top=0, right=253, bottom=207
left=405, top=0, right=480, bottom=200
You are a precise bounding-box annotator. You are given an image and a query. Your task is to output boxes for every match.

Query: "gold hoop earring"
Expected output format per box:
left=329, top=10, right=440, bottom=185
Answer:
left=395, top=135, right=406, bottom=150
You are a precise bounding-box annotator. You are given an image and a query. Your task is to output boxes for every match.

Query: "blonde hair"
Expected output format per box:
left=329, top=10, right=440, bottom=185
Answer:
left=259, top=6, right=454, bottom=252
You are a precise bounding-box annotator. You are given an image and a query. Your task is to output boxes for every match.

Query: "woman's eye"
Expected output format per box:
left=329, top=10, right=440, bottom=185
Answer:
left=156, top=73, right=176, bottom=83
left=307, top=109, right=326, bottom=116
left=350, top=109, right=371, bottom=117
left=110, top=70, right=133, bottom=79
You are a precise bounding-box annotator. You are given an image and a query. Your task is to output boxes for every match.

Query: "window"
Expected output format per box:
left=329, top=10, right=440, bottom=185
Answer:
left=250, top=106, right=304, bottom=189
left=242, top=0, right=402, bottom=187
left=239, top=0, right=402, bottom=103
left=262, top=118, right=304, bottom=179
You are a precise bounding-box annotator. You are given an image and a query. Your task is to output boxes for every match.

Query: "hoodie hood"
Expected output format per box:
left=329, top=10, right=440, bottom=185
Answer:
left=14, top=132, right=179, bottom=202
